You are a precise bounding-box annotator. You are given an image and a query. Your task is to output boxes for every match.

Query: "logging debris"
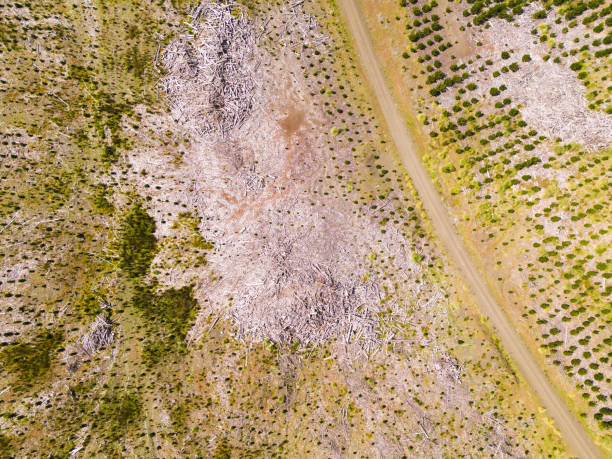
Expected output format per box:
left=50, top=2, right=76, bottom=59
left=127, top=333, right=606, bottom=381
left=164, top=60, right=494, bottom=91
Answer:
left=160, top=2, right=260, bottom=139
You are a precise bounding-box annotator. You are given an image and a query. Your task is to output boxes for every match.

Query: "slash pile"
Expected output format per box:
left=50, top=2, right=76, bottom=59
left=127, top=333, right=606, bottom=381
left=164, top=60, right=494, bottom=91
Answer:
left=160, top=1, right=260, bottom=139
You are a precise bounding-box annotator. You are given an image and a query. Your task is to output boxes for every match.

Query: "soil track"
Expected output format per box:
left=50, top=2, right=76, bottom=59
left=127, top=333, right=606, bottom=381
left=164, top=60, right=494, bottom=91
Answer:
left=337, top=1, right=603, bottom=457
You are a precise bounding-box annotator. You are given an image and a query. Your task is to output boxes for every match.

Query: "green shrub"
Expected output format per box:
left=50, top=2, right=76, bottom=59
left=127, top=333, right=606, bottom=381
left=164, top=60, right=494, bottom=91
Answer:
left=533, top=9, right=547, bottom=19
left=570, top=61, right=583, bottom=71
left=594, top=47, right=612, bottom=58
left=426, top=70, right=446, bottom=84
left=564, top=2, right=588, bottom=20
left=118, top=204, right=157, bottom=277
left=409, top=26, right=432, bottom=42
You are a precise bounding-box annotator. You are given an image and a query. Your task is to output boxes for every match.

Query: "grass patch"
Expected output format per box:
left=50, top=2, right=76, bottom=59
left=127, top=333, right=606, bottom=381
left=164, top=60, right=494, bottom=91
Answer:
left=0, top=330, right=63, bottom=386
left=118, top=203, right=157, bottom=278
left=96, top=392, right=142, bottom=444
left=132, top=284, right=199, bottom=366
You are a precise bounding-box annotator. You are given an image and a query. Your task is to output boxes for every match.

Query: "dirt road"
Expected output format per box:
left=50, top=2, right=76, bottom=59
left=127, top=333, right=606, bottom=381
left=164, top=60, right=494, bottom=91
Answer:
left=336, top=1, right=603, bottom=458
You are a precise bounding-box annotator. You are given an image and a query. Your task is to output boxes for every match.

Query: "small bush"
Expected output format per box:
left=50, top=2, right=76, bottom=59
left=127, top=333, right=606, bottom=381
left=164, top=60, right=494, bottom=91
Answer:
left=533, top=9, right=547, bottom=19
left=594, top=47, right=612, bottom=58
left=569, top=61, right=583, bottom=71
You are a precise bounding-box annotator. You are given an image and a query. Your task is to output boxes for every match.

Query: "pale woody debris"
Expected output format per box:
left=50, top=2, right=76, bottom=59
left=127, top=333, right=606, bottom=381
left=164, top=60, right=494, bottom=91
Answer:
left=160, top=1, right=259, bottom=139
left=80, top=314, right=114, bottom=355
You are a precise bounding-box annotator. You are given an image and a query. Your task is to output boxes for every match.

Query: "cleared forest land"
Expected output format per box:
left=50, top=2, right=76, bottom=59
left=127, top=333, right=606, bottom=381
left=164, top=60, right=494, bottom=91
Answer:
left=0, top=0, right=592, bottom=456
left=355, top=0, right=611, bottom=454
left=338, top=1, right=603, bottom=457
